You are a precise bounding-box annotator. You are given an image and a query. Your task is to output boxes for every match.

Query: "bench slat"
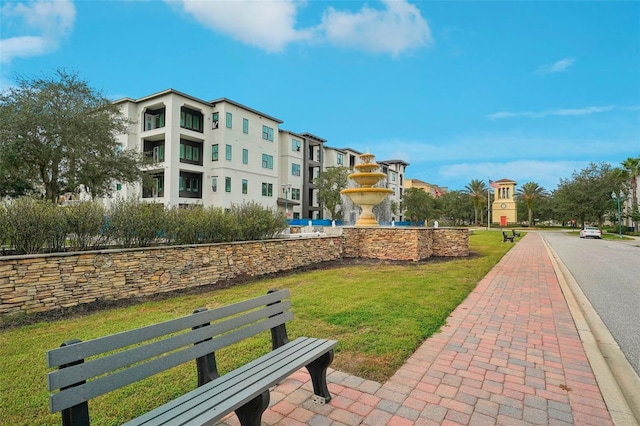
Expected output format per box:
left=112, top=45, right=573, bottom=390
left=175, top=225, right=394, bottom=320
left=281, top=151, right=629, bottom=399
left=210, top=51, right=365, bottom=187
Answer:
left=125, top=337, right=337, bottom=426
left=49, top=311, right=294, bottom=413
left=47, top=289, right=290, bottom=368
left=48, top=301, right=291, bottom=391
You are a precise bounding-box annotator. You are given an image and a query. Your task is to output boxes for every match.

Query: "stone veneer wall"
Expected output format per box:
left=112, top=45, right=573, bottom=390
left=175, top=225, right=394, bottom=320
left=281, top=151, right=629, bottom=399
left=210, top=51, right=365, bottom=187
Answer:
left=0, top=228, right=468, bottom=316
left=431, top=228, right=470, bottom=257
left=342, top=228, right=468, bottom=261
left=0, top=237, right=342, bottom=315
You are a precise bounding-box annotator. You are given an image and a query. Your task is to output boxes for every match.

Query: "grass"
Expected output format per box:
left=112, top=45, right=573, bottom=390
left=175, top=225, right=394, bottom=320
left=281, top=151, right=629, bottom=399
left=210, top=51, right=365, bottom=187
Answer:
left=0, top=230, right=514, bottom=425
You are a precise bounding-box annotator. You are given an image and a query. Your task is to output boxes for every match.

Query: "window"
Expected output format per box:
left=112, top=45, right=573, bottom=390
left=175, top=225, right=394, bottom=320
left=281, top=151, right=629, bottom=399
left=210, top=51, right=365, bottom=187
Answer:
left=144, top=107, right=165, bottom=130
left=337, top=153, right=344, bottom=165
left=292, top=163, right=301, bottom=176
left=291, top=188, right=301, bottom=200
left=225, top=177, right=231, bottom=193
left=242, top=148, right=248, bottom=164
left=179, top=172, right=202, bottom=198
left=292, top=139, right=301, bottom=152
left=144, top=140, right=165, bottom=162
left=243, top=118, right=249, bottom=134
left=180, top=139, right=202, bottom=165
left=262, top=154, right=273, bottom=169
left=262, top=125, right=274, bottom=141
left=242, top=179, right=248, bottom=194
left=262, top=182, right=273, bottom=197
left=152, top=145, right=164, bottom=162
left=391, top=172, right=396, bottom=182
left=143, top=173, right=164, bottom=198
left=180, top=107, right=203, bottom=132
left=226, top=112, right=232, bottom=129
left=212, top=144, right=219, bottom=161
left=212, top=112, right=219, bottom=129
left=116, top=183, right=122, bottom=191
left=212, top=176, right=218, bottom=192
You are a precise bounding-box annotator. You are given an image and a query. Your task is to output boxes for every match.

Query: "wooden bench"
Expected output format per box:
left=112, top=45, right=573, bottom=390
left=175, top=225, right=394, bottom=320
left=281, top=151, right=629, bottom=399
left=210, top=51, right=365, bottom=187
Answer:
left=512, top=229, right=521, bottom=237
left=502, top=231, right=515, bottom=243
left=46, top=289, right=337, bottom=426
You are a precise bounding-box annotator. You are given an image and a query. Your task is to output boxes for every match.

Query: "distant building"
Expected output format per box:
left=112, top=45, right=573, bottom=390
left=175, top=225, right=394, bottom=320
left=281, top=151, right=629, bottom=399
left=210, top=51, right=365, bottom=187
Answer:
left=491, top=178, right=517, bottom=225
left=405, top=179, right=447, bottom=198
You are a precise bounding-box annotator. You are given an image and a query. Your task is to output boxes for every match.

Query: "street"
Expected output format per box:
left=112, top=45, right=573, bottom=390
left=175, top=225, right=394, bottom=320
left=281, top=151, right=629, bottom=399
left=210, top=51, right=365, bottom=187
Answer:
left=542, top=232, right=640, bottom=377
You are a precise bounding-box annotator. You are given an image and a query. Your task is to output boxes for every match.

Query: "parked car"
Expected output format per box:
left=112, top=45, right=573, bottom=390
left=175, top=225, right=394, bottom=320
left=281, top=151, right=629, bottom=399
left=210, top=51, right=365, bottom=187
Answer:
left=579, top=226, right=602, bottom=239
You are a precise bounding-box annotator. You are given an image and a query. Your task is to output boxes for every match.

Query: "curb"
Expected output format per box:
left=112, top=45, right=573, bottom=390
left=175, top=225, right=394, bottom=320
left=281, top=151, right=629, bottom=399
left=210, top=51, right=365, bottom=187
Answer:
left=542, top=236, right=640, bottom=426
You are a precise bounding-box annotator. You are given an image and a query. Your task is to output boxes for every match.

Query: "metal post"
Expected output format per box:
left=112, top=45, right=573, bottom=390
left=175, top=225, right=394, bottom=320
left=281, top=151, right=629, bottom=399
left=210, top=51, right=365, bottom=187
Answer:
left=612, top=191, right=623, bottom=238
left=282, top=183, right=291, bottom=220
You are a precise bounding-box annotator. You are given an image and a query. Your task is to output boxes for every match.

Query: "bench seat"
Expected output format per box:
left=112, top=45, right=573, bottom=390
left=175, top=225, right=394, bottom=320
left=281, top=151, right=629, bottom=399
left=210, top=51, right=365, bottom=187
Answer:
left=127, top=337, right=336, bottom=426
left=47, top=289, right=337, bottom=426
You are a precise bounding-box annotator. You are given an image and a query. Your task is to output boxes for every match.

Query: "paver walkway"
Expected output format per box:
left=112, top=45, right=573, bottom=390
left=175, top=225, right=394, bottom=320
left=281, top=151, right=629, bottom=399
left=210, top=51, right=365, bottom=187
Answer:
left=219, top=233, right=613, bottom=425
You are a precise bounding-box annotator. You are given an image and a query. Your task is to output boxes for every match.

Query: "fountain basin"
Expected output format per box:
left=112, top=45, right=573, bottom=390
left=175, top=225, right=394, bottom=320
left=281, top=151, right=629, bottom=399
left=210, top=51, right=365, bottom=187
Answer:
left=341, top=187, right=393, bottom=227
left=341, top=187, right=393, bottom=205
left=348, top=172, right=387, bottom=187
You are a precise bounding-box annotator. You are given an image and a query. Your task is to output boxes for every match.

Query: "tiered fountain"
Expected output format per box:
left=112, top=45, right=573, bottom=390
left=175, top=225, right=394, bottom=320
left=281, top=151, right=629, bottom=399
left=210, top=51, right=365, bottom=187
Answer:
left=341, top=153, right=393, bottom=227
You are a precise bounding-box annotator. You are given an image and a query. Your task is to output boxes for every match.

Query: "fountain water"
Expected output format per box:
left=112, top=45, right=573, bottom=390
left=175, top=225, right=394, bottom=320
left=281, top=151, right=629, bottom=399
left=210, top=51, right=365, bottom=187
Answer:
left=341, top=153, right=393, bottom=227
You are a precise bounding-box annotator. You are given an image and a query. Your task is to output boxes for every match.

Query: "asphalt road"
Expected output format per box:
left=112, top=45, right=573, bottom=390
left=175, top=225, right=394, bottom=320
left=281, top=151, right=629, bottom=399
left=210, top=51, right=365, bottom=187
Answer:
left=542, top=232, right=640, bottom=377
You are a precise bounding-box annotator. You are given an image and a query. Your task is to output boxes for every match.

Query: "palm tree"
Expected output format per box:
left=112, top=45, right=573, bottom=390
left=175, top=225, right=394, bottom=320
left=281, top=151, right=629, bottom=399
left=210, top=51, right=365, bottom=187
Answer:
left=621, top=156, right=640, bottom=230
left=464, top=179, right=487, bottom=225
left=516, top=182, right=548, bottom=226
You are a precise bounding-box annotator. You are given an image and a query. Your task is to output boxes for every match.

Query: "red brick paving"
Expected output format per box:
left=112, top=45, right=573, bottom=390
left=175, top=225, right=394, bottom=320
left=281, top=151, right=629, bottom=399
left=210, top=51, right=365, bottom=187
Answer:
left=217, top=233, right=612, bottom=425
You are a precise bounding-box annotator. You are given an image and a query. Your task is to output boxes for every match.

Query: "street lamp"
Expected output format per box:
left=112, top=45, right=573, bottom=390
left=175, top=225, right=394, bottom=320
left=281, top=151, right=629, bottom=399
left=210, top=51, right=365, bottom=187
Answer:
left=611, top=190, right=624, bottom=239
left=282, top=183, right=292, bottom=219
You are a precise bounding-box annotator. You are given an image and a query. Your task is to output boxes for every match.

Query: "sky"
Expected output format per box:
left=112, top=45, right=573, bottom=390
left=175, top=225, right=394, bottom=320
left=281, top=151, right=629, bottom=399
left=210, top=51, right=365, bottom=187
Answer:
left=1, top=0, right=639, bottom=192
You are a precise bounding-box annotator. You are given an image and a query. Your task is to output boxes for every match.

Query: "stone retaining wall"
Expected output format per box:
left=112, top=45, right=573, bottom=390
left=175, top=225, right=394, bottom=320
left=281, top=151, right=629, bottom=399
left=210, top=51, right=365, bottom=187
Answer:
left=342, top=228, right=468, bottom=261
left=0, top=237, right=342, bottom=315
left=0, top=228, right=468, bottom=316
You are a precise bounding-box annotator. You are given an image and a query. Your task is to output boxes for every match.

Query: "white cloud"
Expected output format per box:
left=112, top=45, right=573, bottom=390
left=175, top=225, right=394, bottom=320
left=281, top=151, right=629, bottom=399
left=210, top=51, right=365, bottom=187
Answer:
left=172, top=0, right=310, bottom=53
left=319, top=0, right=432, bottom=56
left=488, top=106, right=615, bottom=120
left=535, top=57, right=575, bottom=76
left=0, top=0, right=76, bottom=63
left=170, top=0, right=431, bottom=55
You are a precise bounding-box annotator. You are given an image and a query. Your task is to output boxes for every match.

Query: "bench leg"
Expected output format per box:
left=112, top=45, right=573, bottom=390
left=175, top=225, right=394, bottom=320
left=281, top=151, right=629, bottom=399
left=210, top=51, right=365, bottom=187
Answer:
left=305, top=349, right=334, bottom=403
left=234, top=390, right=269, bottom=426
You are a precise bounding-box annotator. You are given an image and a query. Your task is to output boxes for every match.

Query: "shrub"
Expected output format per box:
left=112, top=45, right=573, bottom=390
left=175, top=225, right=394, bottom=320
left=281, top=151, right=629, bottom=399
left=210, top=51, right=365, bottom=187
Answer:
left=164, top=206, right=240, bottom=245
left=107, top=198, right=165, bottom=247
left=232, top=201, right=287, bottom=241
left=4, top=197, right=63, bottom=254
left=0, top=204, right=9, bottom=254
left=63, top=201, right=107, bottom=250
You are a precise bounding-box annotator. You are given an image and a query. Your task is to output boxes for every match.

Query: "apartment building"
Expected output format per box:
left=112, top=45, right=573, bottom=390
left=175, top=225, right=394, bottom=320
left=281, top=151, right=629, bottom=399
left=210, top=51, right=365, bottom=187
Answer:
left=277, top=129, right=305, bottom=219
left=114, top=90, right=295, bottom=213
left=111, top=89, right=408, bottom=221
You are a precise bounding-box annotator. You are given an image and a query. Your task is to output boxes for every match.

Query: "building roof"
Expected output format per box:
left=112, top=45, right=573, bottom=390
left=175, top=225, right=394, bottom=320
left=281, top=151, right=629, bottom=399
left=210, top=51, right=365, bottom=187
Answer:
left=113, top=89, right=282, bottom=123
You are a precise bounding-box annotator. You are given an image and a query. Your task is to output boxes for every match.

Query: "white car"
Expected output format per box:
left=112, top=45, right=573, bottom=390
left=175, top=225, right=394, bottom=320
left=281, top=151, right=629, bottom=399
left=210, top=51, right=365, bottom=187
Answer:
left=579, top=227, right=602, bottom=239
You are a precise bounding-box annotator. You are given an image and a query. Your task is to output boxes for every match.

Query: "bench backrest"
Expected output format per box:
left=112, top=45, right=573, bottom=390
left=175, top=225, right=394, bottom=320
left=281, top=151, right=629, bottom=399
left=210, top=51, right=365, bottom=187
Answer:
left=46, top=289, right=292, bottom=414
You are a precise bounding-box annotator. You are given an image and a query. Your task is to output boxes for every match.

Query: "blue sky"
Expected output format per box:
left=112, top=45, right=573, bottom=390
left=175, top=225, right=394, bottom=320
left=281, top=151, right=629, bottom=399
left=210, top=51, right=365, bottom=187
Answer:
left=2, top=0, right=639, bottom=192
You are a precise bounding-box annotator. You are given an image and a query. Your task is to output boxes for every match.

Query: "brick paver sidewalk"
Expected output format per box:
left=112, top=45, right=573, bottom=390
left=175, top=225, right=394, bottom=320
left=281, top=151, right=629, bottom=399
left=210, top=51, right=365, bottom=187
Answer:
left=219, top=233, right=613, bottom=425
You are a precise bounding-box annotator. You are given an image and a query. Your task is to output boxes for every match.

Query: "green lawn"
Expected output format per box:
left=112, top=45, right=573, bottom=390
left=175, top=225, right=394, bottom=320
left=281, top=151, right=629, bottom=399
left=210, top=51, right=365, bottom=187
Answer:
left=0, top=230, right=515, bottom=425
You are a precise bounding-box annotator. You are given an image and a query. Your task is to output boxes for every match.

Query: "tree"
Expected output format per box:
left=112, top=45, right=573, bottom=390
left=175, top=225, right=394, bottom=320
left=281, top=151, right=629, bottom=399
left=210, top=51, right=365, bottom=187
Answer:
left=464, top=179, right=487, bottom=225
left=554, top=162, right=624, bottom=227
left=314, top=166, right=350, bottom=220
left=403, top=187, right=434, bottom=224
left=621, top=156, right=640, bottom=230
left=0, top=69, right=148, bottom=202
left=438, top=190, right=473, bottom=225
left=516, top=182, right=548, bottom=226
